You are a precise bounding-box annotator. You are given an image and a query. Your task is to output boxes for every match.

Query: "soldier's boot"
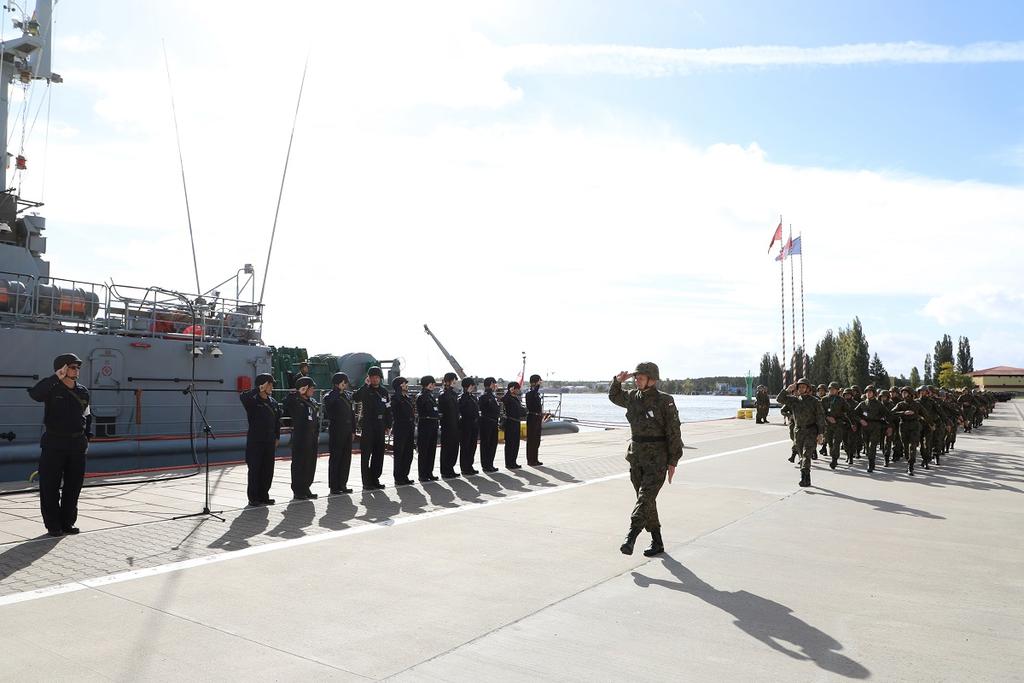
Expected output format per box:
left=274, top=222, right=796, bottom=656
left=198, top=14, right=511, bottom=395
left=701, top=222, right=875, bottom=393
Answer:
left=643, top=529, right=665, bottom=557
left=934, top=452, right=940, bottom=466
left=884, top=454, right=890, bottom=467
left=619, top=526, right=642, bottom=555
left=867, top=455, right=875, bottom=473
left=799, top=468, right=811, bottom=488
left=818, top=445, right=827, bottom=456
left=787, top=453, right=796, bottom=463
left=829, top=455, right=838, bottom=470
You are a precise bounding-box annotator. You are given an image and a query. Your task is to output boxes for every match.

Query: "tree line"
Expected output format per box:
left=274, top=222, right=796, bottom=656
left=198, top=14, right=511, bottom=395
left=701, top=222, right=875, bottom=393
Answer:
left=757, top=319, right=976, bottom=393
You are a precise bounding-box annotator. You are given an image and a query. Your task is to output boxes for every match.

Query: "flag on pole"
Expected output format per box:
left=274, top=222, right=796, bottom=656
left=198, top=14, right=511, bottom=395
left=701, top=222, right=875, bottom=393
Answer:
left=767, top=220, right=783, bottom=252
left=774, top=234, right=793, bottom=261
left=789, top=235, right=802, bottom=256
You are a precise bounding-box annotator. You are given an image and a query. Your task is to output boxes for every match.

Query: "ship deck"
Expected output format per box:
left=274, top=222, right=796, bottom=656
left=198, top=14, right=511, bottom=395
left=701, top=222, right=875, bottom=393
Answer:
left=0, top=402, right=1022, bottom=680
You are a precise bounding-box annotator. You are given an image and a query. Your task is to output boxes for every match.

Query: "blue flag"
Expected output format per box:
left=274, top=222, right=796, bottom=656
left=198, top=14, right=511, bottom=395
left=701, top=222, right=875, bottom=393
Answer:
left=789, top=235, right=802, bottom=256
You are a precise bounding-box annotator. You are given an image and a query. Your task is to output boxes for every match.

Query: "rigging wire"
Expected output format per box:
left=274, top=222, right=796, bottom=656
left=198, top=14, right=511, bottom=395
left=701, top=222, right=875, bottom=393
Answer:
left=162, top=40, right=202, bottom=296
left=258, top=55, right=309, bottom=308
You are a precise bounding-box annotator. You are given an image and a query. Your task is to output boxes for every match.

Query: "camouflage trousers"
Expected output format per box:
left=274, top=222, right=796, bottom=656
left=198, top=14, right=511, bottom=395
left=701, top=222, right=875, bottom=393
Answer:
left=793, top=426, right=819, bottom=471
left=900, top=423, right=922, bottom=468
left=627, top=445, right=668, bottom=532
left=861, top=423, right=883, bottom=465
left=825, top=422, right=846, bottom=461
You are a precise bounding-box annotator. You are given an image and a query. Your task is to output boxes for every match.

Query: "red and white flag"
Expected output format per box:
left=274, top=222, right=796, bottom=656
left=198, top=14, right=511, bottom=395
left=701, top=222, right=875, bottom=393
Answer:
left=768, top=220, right=783, bottom=252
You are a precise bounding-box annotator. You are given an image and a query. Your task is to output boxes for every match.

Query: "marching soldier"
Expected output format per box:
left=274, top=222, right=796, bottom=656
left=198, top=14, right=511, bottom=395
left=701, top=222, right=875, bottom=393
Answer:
left=416, top=376, right=440, bottom=482
left=28, top=353, right=92, bottom=536
left=458, top=377, right=481, bottom=475
left=391, top=377, right=416, bottom=486
left=438, top=372, right=461, bottom=478
left=854, top=385, right=886, bottom=473
left=816, top=383, right=828, bottom=400
left=609, top=362, right=683, bottom=558
left=841, top=388, right=859, bottom=462
left=822, top=381, right=850, bottom=470
left=526, top=374, right=545, bottom=466
left=240, top=372, right=281, bottom=505
left=892, top=387, right=924, bottom=476
left=502, top=381, right=525, bottom=470
left=776, top=378, right=825, bottom=488
left=957, top=388, right=975, bottom=434
left=917, top=386, right=939, bottom=468
left=754, top=385, right=770, bottom=424
left=323, top=372, right=355, bottom=495
left=284, top=376, right=320, bottom=499
left=478, top=377, right=500, bottom=473
left=879, top=389, right=895, bottom=465
left=353, top=366, right=392, bottom=490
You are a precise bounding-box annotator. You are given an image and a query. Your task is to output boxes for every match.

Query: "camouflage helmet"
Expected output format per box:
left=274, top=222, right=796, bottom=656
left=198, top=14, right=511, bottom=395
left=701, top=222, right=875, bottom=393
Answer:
left=879, top=389, right=890, bottom=397
left=816, top=383, right=827, bottom=391
left=864, top=384, right=877, bottom=394
left=795, top=377, right=811, bottom=388
left=634, top=362, right=660, bottom=381
left=900, top=386, right=912, bottom=395
left=828, top=381, right=841, bottom=390
left=842, top=387, right=853, bottom=396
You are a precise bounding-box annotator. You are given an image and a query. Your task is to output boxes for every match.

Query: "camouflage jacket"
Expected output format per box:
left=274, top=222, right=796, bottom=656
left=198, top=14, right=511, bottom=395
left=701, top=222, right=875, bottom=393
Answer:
left=608, top=377, right=684, bottom=466
left=775, top=390, right=825, bottom=434
left=917, top=396, right=940, bottom=427
left=892, top=399, right=925, bottom=425
left=821, top=394, right=851, bottom=426
left=854, top=398, right=887, bottom=425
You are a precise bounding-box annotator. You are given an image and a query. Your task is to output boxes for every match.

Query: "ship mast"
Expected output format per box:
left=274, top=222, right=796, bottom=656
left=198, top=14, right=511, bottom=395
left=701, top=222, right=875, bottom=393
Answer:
left=1, top=0, right=60, bottom=193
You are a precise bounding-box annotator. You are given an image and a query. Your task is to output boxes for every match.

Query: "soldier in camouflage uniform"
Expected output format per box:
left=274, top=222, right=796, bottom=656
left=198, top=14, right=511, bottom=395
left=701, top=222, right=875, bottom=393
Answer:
left=892, top=387, right=925, bottom=476
left=754, top=384, right=770, bottom=424
left=916, top=386, right=939, bottom=468
left=821, top=381, right=850, bottom=470
left=957, top=388, right=975, bottom=433
left=878, top=389, right=895, bottom=464
left=776, top=378, right=825, bottom=488
left=854, top=385, right=887, bottom=472
left=609, top=362, right=684, bottom=558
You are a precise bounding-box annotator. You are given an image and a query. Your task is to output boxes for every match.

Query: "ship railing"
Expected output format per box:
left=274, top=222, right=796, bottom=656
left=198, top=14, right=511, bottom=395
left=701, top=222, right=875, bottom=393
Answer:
left=0, top=269, right=106, bottom=331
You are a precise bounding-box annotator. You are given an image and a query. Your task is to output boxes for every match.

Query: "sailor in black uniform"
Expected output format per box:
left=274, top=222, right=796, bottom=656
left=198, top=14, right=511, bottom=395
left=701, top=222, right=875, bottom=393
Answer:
left=391, top=376, right=416, bottom=485
left=239, top=372, right=281, bottom=505
left=501, top=381, right=525, bottom=470
left=353, top=366, right=392, bottom=490
left=416, top=376, right=440, bottom=482
left=28, top=353, right=92, bottom=536
left=525, top=374, right=545, bottom=466
left=323, top=372, right=355, bottom=494
left=478, top=377, right=500, bottom=472
left=438, top=372, right=461, bottom=478
left=458, top=377, right=480, bottom=475
left=284, top=376, right=320, bottom=499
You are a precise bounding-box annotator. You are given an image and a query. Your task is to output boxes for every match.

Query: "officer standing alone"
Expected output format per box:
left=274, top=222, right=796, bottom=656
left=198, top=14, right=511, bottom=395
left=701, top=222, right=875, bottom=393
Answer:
left=28, top=353, right=92, bottom=536
left=609, top=362, right=683, bottom=558
left=239, top=372, right=281, bottom=506
left=478, top=377, right=500, bottom=473
left=323, top=372, right=355, bottom=495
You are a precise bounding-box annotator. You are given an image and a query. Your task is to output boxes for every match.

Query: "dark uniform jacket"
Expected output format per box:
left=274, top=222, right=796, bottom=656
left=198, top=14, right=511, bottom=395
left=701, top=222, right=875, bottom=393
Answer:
left=417, top=390, right=440, bottom=424
left=393, top=391, right=415, bottom=426
left=28, top=375, right=92, bottom=448
left=502, top=391, right=525, bottom=422
left=239, top=388, right=282, bottom=443
left=526, top=387, right=543, bottom=416
left=439, top=387, right=460, bottom=428
left=479, top=390, right=500, bottom=424
left=284, top=393, right=320, bottom=447
left=459, top=391, right=480, bottom=426
left=352, top=384, right=393, bottom=432
left=608, top=377, right=684, bottom=467
left=323, top=388, right=355, bottom=435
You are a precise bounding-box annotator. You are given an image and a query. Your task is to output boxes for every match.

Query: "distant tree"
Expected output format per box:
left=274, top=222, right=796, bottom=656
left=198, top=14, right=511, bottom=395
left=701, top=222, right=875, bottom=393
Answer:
left=923, top=354, right=933, bottom=385
left=956, top=336, right=974, bottom=374
left=769, top=354, right=783, bottom=393
left=909, top=366, right=921, bottom=388
left=834, top=317, right=870, bottom=387
left=934, top=334, right=954, bottom=368
left=868, top=353, right=889, bottom=388
left=791, top=346, right=811, bottom=381
left=758, top=353, right=772, bottom=389
left=811, top=330, right=836, bottom=386
left=894, top=374, right=909, bottom=387
left=937, top=361, right=975, bottom=390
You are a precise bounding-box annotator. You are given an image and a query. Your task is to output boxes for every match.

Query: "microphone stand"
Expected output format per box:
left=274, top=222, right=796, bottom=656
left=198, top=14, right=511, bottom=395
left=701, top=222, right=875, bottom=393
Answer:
left=174, top=385, right=224, bottom=521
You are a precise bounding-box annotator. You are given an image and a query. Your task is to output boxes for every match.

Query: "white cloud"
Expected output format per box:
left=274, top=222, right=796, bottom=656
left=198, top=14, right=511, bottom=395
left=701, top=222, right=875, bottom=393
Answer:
left=56, top=32, right=105, bottom=54
left=922, top=287, right=1024, bottom=326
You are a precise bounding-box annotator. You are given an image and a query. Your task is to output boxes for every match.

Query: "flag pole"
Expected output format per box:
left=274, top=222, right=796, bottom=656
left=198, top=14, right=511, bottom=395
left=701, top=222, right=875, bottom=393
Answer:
left=789, top=225, right=796, bottom=381
left=799, top=232, right=807, bottom=379
left=779, top=215, right=786, bottom=388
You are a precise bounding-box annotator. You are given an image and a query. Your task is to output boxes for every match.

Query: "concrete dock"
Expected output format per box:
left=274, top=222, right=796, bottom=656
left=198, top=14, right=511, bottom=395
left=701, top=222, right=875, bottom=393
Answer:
left=0, top=402, right=1022, bottom=681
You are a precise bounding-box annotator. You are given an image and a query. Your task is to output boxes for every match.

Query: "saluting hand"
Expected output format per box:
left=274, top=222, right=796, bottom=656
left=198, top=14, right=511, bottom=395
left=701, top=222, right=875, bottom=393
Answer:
left=55, top=364, right=68, bottom=380
left=615, top=371, right=630, bottom=383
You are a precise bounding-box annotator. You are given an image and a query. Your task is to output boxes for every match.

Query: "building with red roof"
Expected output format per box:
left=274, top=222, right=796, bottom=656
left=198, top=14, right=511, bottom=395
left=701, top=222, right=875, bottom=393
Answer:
left=968, top=366, right=1024, bottom=393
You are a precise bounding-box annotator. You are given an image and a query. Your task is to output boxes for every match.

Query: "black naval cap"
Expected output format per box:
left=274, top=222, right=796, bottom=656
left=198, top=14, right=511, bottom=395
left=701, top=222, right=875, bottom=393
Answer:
left=53, top=353, right=83, bottom=371
left=392, top=376, right=408, bottom=391
left=507, top=381, right=520, bottom=391
left=443, top=372, right=458, bottom=383
left=420, top=375, right=435, bottom=387
left=483, top=376, right=496, bottom=387
left=255, top=373, right=275, bottom=386
left=462, top=377, right=477, bottom=389
left=331, top=372, right=349, bottom=386
left=295, top=376, right=316, bottom=390
left=367, top=366, right=384, bottom=378
left=529, top=374, right=542, bottom=383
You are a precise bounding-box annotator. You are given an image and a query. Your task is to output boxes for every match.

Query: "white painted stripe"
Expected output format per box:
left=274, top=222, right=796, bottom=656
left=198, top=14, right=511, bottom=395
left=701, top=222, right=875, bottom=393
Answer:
left=0, top=438, right=789, bottom=608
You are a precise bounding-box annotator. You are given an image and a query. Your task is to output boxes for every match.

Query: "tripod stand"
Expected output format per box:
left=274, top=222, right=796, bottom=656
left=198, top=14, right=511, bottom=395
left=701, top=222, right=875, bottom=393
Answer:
left=174, top=385, right=225, bottom=522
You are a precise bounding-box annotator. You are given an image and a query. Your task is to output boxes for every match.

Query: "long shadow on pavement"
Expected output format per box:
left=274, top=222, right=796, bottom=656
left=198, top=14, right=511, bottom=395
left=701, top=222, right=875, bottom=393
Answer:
left=267, top=499, right=316, bottom=539
left=319, top=493, right=359, bottom=530
left=208, top=505, right=270, bottom=550
left=0, top=534, right=64, bottom=582
left=805, top=487, right=945, bottom=519
left=632, top=555, right=870, bottom=679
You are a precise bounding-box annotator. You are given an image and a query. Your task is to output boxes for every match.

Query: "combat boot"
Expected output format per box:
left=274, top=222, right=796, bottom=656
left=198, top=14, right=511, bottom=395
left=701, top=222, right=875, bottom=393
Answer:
left=620, top=526, right=642, bottom=555
left=799, top=468, right=811, bottom=487
left=829, top=456, right=837, bottom=470
left=884, top=455, right=890, bottom=467
left=867, top=457, right=875, bottom=473
left=643, top=529, right=665, bottom=557
left=787, top=453, right=795, bottom=463
left=934, top=452, right=940, bottom=466
left=818, top=445, right=827, bottom=457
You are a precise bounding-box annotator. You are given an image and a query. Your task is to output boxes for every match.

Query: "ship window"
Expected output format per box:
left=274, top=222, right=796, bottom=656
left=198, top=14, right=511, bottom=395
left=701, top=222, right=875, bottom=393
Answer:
left=95, top=416, right=116, bottom=438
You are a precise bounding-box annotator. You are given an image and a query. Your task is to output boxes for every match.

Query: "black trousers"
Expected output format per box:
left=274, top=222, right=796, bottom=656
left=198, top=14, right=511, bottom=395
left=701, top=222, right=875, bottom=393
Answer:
left=328, top=429, right=352, bottom=491
left=290, top=438, right=317, bottom=496
left=479, top=418, right=498, bottom=469
left=38, top=444, right=87, bottom=532
left=526, top=415, right=542, bottom=464
left=460, top=422, right=479, bottom=472
left=360, top=426, right=386, bottom=486
left=417, top=420, right=438, bottom=479
left=245, top=439, right=276, bottom=502
left=392, top=422, right=415, bottom=482
left=440, top=422, right=460, bottom=475
left=503, top=419, right=521, bottom=467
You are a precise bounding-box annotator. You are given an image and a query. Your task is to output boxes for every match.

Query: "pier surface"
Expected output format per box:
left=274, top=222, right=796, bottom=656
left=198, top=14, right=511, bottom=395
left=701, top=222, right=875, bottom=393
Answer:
left=0, top=403, right=1021, bottom=681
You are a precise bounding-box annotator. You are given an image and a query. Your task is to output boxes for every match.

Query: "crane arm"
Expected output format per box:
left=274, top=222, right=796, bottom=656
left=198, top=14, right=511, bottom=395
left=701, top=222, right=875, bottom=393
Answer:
left=424, top=324, right=467, bottom=379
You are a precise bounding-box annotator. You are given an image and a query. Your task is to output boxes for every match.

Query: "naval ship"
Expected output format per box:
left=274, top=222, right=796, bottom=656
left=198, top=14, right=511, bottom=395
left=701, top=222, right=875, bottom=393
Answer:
left=0, top=2, right=574, bottom=486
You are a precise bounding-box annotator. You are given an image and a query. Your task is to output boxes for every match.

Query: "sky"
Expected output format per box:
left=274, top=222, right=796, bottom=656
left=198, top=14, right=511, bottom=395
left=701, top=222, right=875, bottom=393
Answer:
left=8, top=0, right=1024, bottom=380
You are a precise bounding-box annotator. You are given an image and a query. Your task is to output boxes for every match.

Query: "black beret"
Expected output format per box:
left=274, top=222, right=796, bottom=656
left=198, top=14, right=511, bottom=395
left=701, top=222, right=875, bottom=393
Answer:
left=53, top=353, right=83, bottom=371
left=255, top=373, right=274, bottom=386
left=483, top=376, right=496, bottom=386
left=462, top=377, right=476, bottom=389
left=529, top=374, right=541, bottom=383
left=420, top=375, right=435, bottom=387
left=367, top=366, right=384, bottom=378
left=295, top=376, right=316, bottom=390
left=507, top=381, right=520, bottom=391
left=331, top=372, right=348, bottom=386
left=392, top=376, right=408, bottom=391
left=443, top=372, right=458, bottom=383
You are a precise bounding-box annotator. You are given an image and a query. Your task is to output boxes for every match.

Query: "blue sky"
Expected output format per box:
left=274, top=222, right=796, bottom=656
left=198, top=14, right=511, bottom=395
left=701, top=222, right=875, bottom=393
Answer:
left=12, top=0, right=1024, bottom=379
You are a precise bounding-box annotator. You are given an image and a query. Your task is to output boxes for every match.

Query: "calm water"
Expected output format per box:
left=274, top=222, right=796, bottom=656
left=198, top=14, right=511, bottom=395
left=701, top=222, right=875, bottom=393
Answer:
left=544, top=393, right=745, bottom=425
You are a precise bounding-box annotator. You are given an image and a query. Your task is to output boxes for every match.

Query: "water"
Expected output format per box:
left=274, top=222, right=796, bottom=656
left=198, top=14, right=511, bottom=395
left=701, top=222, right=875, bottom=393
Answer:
left=546, top=393, right=742, bottom=425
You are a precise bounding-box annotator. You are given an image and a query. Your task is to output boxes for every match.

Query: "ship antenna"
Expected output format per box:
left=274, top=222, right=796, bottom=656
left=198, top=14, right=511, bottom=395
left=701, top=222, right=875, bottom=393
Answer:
left=162, top=40, right=202, bottom=296
left=258, top=55, right=309, bottom=309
